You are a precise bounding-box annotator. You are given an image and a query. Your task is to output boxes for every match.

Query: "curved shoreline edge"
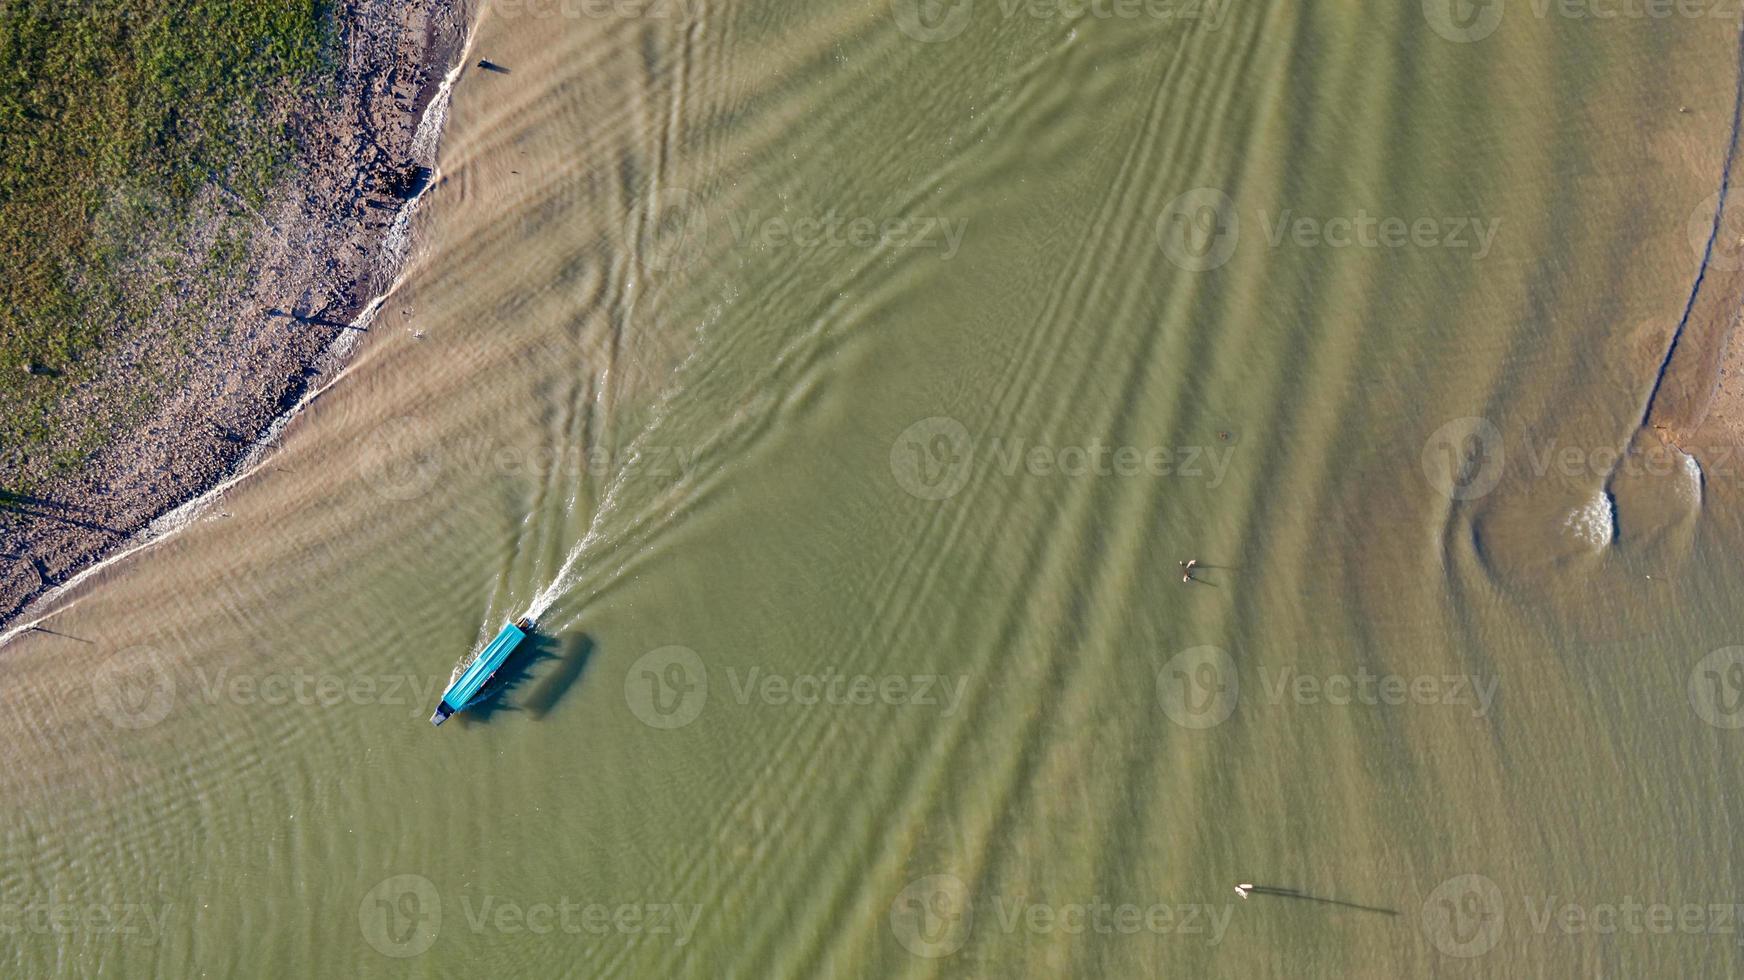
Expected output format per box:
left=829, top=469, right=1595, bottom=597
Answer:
left=1639, top=13, right=1744, bottom=441
left=0, top=2, right=479, bottom=638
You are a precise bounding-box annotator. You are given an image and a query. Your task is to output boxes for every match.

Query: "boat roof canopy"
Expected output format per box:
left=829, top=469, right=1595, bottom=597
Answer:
left=442, top=622, right=527, bottom=710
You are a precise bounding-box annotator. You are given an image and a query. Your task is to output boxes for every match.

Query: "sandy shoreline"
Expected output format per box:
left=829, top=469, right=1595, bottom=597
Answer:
left=1644, top=20, right=1744, bottom=459
left=0, top=1, right=473, bottom=629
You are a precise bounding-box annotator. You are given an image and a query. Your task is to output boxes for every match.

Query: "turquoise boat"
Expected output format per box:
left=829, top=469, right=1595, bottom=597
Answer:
left=430, top=617, right=534, bottom=726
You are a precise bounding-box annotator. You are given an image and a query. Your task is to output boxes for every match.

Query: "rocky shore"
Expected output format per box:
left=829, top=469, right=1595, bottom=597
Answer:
left=0, top=1, right=471, bottom=628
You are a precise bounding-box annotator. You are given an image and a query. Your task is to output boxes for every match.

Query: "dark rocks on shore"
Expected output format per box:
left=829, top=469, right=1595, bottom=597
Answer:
left=382, top=163, right=434, bottom=200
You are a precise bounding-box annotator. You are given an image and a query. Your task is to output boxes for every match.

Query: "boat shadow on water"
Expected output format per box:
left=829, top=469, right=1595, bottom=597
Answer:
left=459, top=631, right=597, bottom=725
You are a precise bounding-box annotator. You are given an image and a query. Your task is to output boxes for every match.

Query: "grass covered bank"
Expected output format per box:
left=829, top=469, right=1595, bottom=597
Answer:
left=0, top=0, right=467, bottom=628
left=0, top=1, right=329, bottom=476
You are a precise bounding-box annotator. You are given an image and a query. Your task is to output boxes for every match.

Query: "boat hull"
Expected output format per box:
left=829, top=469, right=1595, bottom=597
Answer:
left=430, top=619, right=534, bottom=726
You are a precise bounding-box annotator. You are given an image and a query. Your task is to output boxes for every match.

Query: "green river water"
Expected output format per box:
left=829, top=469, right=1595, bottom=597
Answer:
left=5, top=0, right=1744, bottom=975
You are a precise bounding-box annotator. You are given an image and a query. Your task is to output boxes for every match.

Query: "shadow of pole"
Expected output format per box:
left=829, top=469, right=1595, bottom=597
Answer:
left=31, top=625, right=93, bottom=643
left=1236, top=884, right=1398, bottom=917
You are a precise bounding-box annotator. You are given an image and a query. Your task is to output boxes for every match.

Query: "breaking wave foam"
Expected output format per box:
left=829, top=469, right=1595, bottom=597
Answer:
left=1564, top=489, right=1617, bottom=549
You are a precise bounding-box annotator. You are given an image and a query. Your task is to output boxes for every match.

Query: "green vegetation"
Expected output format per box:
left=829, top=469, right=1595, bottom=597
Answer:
left=0, top=0, right=332, bottom=475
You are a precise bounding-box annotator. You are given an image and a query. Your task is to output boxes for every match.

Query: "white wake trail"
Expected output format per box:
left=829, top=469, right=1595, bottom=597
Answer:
left=523, top=275, right=725, bottom=624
